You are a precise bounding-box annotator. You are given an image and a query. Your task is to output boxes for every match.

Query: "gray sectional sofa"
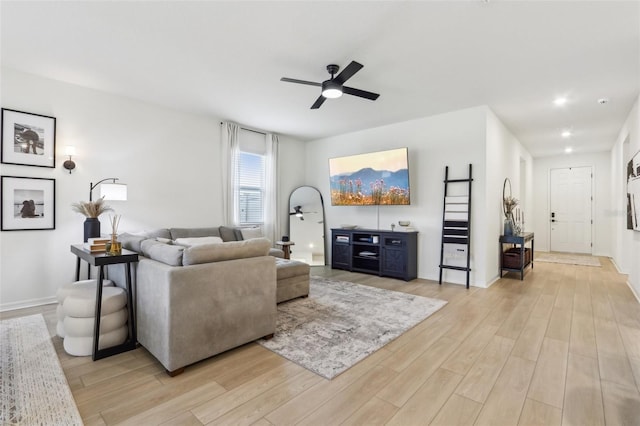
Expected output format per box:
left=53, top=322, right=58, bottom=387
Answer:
left=108, top=226, right=309, bottom=375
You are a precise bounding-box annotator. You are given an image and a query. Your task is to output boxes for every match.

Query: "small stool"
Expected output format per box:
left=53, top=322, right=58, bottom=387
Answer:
left=55, top=279, right=113, bottom=338
left=62, top=286, right=128, bottom=356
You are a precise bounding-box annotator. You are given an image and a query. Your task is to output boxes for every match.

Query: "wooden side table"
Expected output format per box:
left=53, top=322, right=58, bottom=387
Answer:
left=499, top=232, right=534, bottom=280
left=276, top=241, right=295, bottom=260
left=70, top=244, right=139, bottom=360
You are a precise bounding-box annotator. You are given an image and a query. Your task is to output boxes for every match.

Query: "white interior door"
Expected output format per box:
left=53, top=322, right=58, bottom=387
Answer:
left=550, top=167, right=592, bottom=253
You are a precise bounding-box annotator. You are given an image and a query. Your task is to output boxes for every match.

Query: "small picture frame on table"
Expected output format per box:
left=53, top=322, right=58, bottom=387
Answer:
left=1, top=176, right=56, bottom=231
left=1, top=108, right=56, bottom=168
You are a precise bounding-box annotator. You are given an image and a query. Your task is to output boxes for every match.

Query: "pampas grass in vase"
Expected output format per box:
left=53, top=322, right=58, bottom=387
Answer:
left=71, top=197, right=113, bottom=242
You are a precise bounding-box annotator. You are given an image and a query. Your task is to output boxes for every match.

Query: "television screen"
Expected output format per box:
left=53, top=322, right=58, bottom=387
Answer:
left=329, top=147, right=410, bottom=206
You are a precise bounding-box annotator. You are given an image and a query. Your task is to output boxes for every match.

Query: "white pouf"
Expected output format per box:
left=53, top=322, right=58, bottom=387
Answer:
left=63, top=326, right=128, bottom=357
left=63, top=309, right=128, bottom=337
left=61, top=286, right=129, bottom=356
left=63, top=286, right=127, bottom=318
left=56, top=279, right=114, bottom=303
left=55, top=279, right=114, bottom=338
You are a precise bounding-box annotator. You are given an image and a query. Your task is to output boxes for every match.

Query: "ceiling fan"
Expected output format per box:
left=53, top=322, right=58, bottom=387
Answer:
left=281, top=61, right=380, bottom=109
left=289, top=205, right=317, bottom=220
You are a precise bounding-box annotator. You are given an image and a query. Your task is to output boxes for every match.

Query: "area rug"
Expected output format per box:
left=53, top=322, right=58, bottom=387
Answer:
left=535, top=252, right=601, bottom=267
left=1, top=314, right=83, bottom=425
left=258, top=276, right=447, bottom=379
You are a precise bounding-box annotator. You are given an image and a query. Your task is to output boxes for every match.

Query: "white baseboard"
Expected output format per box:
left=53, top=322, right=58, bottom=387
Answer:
left=0, top=296, right=57, bottom=313
left=627, top=280, right=640, bottom=304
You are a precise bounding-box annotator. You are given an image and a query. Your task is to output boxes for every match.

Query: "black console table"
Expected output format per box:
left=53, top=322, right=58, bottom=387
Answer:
left=499, top=232, right=534, bottom=280
left=331, top=228, right=418, bottom=281
left=71, top=244, right=139, bottom=360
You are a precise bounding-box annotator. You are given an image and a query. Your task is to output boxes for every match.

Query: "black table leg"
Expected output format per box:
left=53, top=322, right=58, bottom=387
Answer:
left=92, top=266, right=105, bottom=361
left=75, top=257, right=81, bottom=281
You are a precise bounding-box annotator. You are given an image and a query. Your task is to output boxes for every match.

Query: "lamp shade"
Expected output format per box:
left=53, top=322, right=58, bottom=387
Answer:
left=100, top=183, right=127, bottom=201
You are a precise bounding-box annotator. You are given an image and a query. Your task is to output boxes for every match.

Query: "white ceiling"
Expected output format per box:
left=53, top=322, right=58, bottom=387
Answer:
left=1, top=1, right=638, bottom=157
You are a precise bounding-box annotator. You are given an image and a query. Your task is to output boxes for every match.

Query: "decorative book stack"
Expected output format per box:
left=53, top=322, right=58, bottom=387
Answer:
left=84, top=237, right=110, bottom=252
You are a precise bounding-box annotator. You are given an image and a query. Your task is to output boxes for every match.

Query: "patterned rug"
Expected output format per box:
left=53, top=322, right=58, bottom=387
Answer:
left=535, top=252, right=601, bottom=267
left=258, top=276, right=447, bottom=379
left=1, top=314, right=83, bottom=425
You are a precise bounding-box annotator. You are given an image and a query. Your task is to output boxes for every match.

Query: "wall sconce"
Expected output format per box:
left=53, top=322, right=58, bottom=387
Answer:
left=63, top=146, right=76, bottom=174
left=89, top=178, right=128, bottom=201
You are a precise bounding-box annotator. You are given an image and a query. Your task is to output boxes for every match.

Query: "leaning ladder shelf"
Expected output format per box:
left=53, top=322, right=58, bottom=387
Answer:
left=439, top=164, right=473, bottom=289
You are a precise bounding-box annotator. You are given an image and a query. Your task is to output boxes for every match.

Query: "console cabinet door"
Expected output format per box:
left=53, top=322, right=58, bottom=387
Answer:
left=331, top=231, right=351, bottom=270
left=381, top=236, right=407, bottom=279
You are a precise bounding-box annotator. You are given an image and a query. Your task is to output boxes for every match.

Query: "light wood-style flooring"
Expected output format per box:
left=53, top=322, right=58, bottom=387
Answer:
left=2, top=256, right=640, bottom=425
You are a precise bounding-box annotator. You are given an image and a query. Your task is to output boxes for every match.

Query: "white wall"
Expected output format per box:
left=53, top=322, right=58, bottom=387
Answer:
left=305, top=106, right=489, bottom=286
left=485, top=109, right=533, bottom=284
left=610, top=95, right=640, bottom=298
left=532, top=151, right=612, bottom=256
left=0, top=68, right=304, bottom=309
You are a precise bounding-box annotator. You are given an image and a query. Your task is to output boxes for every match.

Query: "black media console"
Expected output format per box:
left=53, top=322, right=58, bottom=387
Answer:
left=331, top=228, right=418, bottom=281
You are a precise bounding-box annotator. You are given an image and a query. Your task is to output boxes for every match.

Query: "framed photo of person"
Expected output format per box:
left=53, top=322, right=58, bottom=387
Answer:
left=1, top=176, right=56, bottom=231
left=1, top=108, right=56, bottom=168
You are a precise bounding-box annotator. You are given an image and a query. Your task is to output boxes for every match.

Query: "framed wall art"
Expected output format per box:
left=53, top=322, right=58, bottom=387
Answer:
left=1, top=176, right=55, bottom=231
left=1, top=108, right=56, bottom=168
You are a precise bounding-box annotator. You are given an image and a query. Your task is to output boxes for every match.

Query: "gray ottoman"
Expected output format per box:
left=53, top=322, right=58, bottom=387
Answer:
left=275, top=259, right=310, bottom=303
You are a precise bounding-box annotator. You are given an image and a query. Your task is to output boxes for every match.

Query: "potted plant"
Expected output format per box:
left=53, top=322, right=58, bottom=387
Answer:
left=71, top=197, right=113, bottom=242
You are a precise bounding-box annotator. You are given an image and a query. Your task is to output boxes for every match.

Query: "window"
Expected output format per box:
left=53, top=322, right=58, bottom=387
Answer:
left=236, top=150, right=265, bottom=225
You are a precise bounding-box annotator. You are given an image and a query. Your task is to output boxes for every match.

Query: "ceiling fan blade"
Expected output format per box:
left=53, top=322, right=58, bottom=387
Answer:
left=333, top=61, right=363, bottom=85
left=281, top=77, right=322, bottom=87
left=311, top=95, right=326, bottom=109
left=343, top=86, right=380, bottom=101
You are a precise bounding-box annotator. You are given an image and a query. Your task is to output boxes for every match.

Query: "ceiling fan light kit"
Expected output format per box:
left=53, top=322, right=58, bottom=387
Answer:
left=322, top=80, right=343, bottom=98
left=281, top=61, right=380, bottom=109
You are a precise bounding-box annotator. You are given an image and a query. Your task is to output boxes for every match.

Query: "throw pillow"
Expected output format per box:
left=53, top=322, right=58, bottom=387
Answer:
left=240, top=227, right=263, bottom=240
left=173, top=236, right=223, bottom=247
left=219, top=226, right=239, bottom=242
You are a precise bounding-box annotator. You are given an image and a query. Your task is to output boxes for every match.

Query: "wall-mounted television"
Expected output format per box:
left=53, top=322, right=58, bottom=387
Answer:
left=329, top=147, right=410, bottom=206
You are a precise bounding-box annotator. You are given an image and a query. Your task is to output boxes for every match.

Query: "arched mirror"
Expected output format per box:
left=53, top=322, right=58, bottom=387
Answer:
left=288, top=186, right=325, bottom=265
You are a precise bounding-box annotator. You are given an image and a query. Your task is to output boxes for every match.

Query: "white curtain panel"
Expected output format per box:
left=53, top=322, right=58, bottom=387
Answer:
left=264, top=133, right=279, bottom=243
left=221, top=122, right=240, bottom=225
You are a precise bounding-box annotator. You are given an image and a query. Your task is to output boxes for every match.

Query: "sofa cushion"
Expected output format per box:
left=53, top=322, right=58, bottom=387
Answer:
left=174, top=236, right=223, bottom=247
left=170, top=227, right=221, bottom=240
left=240, top=226, right=263, bottom=240
left=137, top=228, right=172, bottom=239
left=119, top=233, right=148, bottom=253
left=275, top=258, right=311, bottom=280
left=141, top=239, right=184, bottom=266
left=182, top=238, right=271, bottom=266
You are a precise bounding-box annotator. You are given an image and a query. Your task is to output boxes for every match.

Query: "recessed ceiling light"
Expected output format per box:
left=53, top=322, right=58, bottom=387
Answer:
left=565, top=147, right=573, bottom=154
left=562, top=130, right=572, bottom=138
left=554, top=97, right=568, bottom=106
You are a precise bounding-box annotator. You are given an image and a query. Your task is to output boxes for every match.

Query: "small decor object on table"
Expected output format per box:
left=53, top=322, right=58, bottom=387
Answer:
left=1, top=175, right=55, bottom=231
left=107, top=214, right=122, bottom=255
left=71, top=197, right=112, bottom=242
left=502, top=178, right=518, bottom=236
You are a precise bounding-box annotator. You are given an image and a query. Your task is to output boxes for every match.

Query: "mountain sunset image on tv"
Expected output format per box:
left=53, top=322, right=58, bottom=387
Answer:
left=329, top=147, right=410, bottom=206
